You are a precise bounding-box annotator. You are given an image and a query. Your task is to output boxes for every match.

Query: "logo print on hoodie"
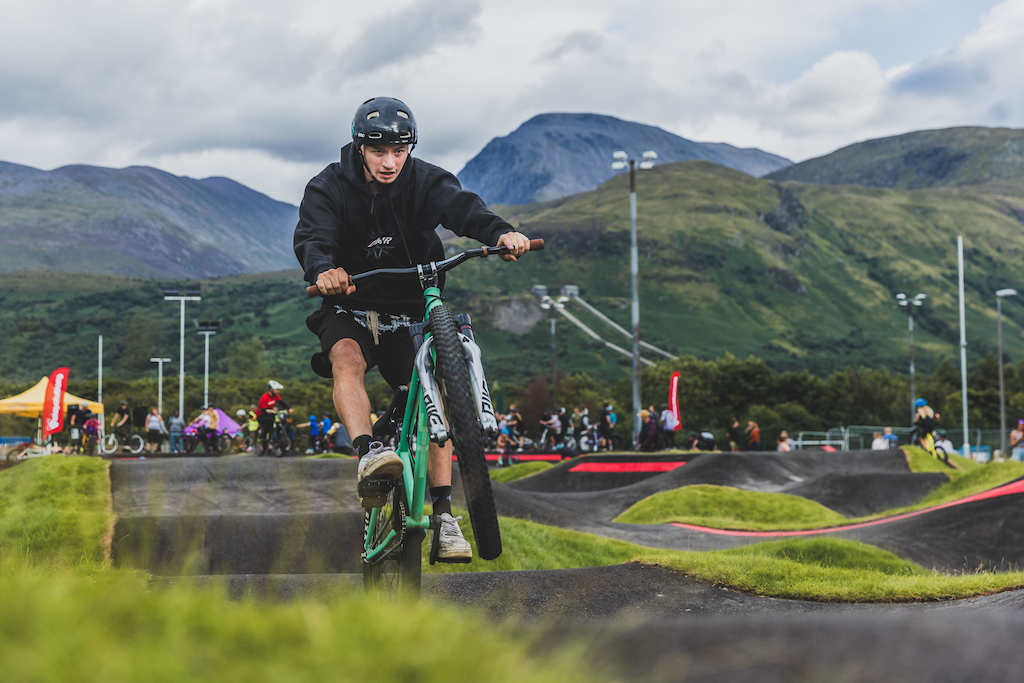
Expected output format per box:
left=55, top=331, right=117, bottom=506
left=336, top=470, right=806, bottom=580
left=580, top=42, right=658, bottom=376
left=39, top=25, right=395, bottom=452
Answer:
left=366, top=232, right=396, bottom=260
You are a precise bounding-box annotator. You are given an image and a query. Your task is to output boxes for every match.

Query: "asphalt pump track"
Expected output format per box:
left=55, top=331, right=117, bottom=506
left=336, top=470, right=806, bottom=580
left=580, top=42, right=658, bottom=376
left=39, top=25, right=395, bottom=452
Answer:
left=109, top=450, right=1024, bottom=681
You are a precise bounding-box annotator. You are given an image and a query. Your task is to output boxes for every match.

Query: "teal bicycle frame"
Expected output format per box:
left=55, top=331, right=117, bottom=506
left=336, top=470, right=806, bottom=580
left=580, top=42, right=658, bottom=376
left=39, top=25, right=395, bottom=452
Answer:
left=362, top=282, right=445, bottom=564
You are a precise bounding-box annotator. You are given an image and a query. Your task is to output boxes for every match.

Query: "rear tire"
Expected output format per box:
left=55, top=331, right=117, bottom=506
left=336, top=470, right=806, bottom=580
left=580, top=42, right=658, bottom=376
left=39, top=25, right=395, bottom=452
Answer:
left=128, top=434, right=145, bottom=455
left=363, top=482, right=422, bottom=599
left=429, top=304, right=502, bottom=561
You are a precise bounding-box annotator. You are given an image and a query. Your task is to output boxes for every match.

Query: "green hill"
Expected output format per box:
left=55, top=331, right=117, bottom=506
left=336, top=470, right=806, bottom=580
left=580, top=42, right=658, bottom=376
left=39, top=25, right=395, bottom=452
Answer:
left=3, top=160, right=1024, bottom=392
left=764, top=126, right=1024, bottom=192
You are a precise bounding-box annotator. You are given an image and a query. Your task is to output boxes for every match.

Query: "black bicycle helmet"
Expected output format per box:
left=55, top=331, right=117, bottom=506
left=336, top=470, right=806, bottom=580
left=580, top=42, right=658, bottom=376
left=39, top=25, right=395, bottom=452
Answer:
left=351, top=97, right=417, bottom=147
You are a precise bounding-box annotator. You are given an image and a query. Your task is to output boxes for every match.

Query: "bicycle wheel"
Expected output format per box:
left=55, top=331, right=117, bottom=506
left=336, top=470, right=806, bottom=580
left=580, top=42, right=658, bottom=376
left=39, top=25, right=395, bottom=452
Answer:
left=128, top=434, right=146, bottom=455
left=363, top=481, right=422, bottom=598
left=99, top=433, right=118, bottom=455
left=429, top=304, right=502, bottom=561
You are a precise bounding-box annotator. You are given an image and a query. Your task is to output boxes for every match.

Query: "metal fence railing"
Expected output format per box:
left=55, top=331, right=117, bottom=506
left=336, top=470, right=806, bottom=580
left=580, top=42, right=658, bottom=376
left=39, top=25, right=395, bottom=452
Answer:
left=792, top=425, right=1006, bottom=461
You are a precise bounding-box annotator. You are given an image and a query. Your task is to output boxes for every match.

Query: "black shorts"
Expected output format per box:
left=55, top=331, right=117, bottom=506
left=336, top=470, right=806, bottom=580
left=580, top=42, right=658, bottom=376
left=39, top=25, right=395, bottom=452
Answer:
left=306, top=306, right=418, bottom=390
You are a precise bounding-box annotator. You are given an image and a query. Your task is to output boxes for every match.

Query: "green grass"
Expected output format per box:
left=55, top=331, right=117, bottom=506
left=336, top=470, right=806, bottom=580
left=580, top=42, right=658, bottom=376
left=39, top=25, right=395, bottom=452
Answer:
left=638, top=538, right=1024, bottom=603
left=0, top=566, right=598, bottom=683
left=0, top=455, right=111, bottom=567
left=425, top=508, right=640, bottom=573
left=489, top=461, right=553, bottom=483
left=612, top=484, right=848, bottom=530
left=904, top=444, right=982, bottom=473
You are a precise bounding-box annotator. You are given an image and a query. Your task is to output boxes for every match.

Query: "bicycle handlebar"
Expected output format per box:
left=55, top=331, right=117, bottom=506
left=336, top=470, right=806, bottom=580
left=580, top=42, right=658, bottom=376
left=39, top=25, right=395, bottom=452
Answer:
left=306, top=238, right=545, bottom=298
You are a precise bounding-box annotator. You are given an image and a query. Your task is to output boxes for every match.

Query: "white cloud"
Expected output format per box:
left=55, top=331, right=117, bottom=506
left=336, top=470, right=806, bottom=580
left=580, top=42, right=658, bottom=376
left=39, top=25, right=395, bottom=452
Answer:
left=0, top=0, right=1018, bottom=203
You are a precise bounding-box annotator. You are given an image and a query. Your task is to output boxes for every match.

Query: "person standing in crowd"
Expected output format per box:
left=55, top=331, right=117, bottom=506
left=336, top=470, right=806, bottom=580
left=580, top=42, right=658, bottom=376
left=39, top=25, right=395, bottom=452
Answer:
left=745, top=420, right=761, bottom=451
left=145, top=407, right=168, bottom=454
left=636, top=409, right=659, bottom=452
left=659, top=404, right=678, bottom=449
left=505, top=404, right=524, bottom=451
left=727, top=418, right=742, bottom=452
left=1010, top=420, right=1024, bottom=461
left=871, top=431, right=886, bottom=450
left=776, top=430, right=792, bottom=452
left=882, top=426, right=899, bottom=448
left=168, top=410, right=185, bottom=454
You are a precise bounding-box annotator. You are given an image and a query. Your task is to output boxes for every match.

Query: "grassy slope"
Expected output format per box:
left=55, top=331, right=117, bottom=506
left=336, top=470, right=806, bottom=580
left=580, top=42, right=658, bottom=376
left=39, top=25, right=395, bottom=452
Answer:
left=489, top=461, right=553, bottom=483
left=613, top=484, right=849, bottom=529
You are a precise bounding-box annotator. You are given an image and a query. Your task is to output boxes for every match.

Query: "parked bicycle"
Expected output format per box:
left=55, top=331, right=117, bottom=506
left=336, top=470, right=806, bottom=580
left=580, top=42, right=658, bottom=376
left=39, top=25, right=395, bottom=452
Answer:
left=307, top=239, right=542, bottom=597
left=184, top=427, right=233, bottom=455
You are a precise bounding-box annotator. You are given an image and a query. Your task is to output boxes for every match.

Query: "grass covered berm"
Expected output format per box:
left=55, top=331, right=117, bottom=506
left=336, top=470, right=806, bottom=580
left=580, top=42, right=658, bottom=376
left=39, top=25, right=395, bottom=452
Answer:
left=489, top=461, right=553, bottom=484
left=613, top=484, right=849, bottom=530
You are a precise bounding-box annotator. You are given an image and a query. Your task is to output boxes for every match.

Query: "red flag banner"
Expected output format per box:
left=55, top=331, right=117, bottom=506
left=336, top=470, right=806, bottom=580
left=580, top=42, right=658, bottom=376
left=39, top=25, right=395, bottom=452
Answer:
left=42, top=367, right=69, bottom=439
left=668, top=371, right=682, bottom=431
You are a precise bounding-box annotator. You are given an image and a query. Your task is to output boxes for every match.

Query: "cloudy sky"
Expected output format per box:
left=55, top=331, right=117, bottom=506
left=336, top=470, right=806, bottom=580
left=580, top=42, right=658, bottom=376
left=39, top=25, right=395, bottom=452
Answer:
left=1, top=0, right=1020, bottom=204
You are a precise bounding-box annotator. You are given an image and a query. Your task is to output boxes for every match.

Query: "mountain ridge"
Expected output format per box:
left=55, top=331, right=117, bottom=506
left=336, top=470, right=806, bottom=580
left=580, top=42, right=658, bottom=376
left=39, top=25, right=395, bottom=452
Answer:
left=0, top=161, right=298, bottom=279
left=457, top=113, right=791, bottom=206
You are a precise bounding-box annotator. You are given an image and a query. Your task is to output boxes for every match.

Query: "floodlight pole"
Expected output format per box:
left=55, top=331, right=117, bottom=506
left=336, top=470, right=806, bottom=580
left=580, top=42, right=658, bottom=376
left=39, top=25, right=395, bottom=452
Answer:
left=164, top=290, right=201, bottom=418
left=612, top=150, right=657, bottom=448
left=958, top=236, right=970, bottom=459
left=98, top=335, right=104, bottom=430
left=197, top=322, right=220, bottom=409
left=149, top=357, right=173, bottom=415
left=996, top=289, right=1017, bottom=455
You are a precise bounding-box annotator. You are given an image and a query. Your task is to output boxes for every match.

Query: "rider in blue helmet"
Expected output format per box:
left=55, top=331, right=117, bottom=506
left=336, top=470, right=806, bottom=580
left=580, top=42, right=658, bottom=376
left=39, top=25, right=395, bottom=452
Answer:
left=914, top=398, right=927, bottom=408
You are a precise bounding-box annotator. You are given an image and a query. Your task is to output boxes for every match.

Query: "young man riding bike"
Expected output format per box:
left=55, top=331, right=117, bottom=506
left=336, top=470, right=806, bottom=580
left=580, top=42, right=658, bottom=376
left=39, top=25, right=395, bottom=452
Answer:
left=256, top=380, right=288, bottom=448
left=294, top=97, right=531, bottom=562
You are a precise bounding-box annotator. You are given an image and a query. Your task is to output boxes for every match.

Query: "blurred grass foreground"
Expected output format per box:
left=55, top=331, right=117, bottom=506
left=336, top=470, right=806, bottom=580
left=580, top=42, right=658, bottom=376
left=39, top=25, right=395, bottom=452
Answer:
left=0, top=456, right=597, bottom=683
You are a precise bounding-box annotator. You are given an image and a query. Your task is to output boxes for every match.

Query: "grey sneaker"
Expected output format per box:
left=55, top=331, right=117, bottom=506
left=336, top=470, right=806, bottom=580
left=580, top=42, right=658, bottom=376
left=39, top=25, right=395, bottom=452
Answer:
left=357, top=442, right=402, bottom=508
left=435, top=513, right=472, bottom=562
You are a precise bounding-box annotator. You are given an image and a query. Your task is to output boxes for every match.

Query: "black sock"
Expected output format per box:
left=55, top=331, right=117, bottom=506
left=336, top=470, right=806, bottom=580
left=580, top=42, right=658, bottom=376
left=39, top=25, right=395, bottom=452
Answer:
left=354, top=435, right=372, bottom=457
left=430, top=486, right=452, bottom=516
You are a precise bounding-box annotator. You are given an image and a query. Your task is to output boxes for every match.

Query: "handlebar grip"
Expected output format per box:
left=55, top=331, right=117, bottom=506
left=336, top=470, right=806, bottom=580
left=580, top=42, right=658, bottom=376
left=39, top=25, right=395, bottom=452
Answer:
left=306, top=284, right=320, bottom=298
left=529, top=238, right=545, bottom=251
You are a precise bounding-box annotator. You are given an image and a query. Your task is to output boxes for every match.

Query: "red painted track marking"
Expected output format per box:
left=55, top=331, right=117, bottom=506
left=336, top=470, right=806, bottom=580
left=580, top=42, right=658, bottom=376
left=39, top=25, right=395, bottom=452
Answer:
left=671, top=478, right=1024, bottom=537
left=570, top=462, right=687, bottom=473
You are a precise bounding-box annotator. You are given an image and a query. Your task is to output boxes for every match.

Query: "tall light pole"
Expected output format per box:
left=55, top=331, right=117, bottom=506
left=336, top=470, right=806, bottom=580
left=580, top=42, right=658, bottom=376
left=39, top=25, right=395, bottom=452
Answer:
left=539, top=295, right=568, bottom=408
left=149, top=357, right=173, bottom=415
left=197, top=321, right=220, bottom=409
left=612, top=149, right=657, bottom=447
left=895, top=292, right=926, bottom=424
left=996, top=288, right=1017, bottom=455
left=163, top=285, right=201, bottom=418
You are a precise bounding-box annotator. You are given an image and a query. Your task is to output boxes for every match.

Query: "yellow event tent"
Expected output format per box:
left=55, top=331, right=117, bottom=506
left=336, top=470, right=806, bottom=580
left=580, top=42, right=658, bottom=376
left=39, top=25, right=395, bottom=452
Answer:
left=0, top=376, right=104, bottom=418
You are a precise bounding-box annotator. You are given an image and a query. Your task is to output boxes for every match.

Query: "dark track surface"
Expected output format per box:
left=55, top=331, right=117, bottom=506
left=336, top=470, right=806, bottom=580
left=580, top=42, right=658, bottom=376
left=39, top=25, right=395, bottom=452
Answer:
left=112, top=450, right=1024, bottom=681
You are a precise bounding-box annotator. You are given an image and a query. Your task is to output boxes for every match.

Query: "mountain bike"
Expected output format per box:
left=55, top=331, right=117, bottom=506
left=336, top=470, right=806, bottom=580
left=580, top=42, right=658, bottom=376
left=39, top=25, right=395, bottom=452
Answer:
left=257, top=409, right=292, bottom=457
left=184, top=427, right=232, bottom=455
left=99, top=427, right=145, bottom=455
left=307, top=238, right=543, bottom=597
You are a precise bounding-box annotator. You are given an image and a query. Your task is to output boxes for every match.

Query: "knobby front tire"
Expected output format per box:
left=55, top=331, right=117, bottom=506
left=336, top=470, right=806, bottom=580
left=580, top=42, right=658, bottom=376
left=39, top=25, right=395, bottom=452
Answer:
left=363, top=481, right=422, bottom=599
left=429, top=304, right=502, bottom=561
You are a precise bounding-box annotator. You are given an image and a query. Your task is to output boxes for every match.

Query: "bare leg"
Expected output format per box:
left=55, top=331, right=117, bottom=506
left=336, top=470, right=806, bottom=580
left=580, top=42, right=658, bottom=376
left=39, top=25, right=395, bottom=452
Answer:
left=427, top=440, right=453, bottom=488
left=329, top=339, right=373, bottom=440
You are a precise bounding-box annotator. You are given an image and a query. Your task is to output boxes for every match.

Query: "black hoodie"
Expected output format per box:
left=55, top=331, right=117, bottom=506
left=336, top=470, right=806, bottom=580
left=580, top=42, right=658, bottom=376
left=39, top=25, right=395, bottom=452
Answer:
left=293, top=143, right=513, bottom=317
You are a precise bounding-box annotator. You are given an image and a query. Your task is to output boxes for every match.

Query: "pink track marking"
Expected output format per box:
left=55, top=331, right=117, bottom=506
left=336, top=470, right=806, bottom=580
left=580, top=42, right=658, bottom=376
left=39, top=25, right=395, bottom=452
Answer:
left=570, top=462, right=687, bottom=473
left=670, top=478, right=1024, bottom=537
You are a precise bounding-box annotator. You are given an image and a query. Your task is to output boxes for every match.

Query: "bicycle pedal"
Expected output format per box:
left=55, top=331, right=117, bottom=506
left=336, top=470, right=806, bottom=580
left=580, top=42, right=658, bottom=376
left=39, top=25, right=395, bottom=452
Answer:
left=434, top=554, right=472, bottom=564
left=358, top=477, right=395, bottom=509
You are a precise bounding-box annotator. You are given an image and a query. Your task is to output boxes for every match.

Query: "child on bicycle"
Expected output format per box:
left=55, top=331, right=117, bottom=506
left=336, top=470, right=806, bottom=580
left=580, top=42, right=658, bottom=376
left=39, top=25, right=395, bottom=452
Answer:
left=294, top=97, right=531, bottom=561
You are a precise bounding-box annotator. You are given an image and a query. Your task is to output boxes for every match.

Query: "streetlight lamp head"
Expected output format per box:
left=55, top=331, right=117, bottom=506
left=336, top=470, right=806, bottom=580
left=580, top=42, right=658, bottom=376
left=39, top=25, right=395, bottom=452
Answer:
left=611, top=161, right=627, bottom=170
left=642, top=151, right=658, bottom=160
left=613, top=151, right=628, bottom=161
left=638, top=161, right=655, bottom=170
left=162, top=288, right=180, bottom=297
left=997, top=288, right=1018, bottom=298
left=185, top=284, right=201, bottom=297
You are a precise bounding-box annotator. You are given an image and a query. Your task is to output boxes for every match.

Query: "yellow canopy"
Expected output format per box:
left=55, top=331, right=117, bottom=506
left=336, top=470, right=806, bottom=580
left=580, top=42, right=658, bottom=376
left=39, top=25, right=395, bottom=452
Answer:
left=0, top=377, right=104, bottom=418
